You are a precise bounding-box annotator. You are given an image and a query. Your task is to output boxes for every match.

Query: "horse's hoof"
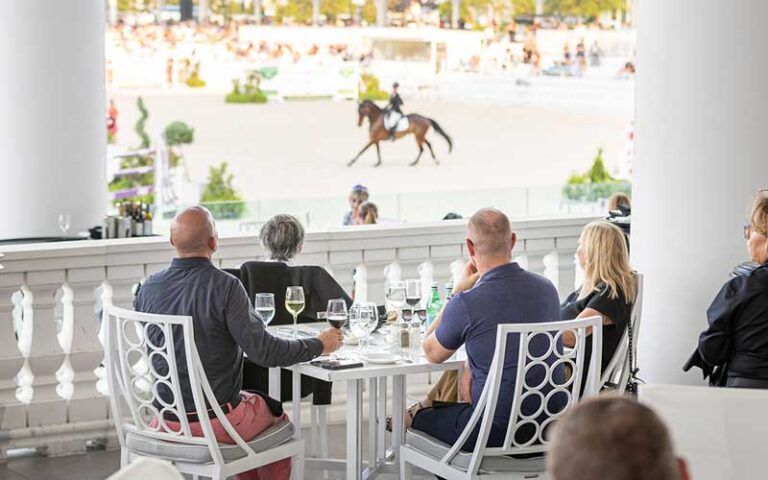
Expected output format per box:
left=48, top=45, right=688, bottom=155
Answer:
left=347, top=160, right=355, bottom=167
left=374, top=162, right=382, bottom=167
left=409, top=162, right=418, bottom=167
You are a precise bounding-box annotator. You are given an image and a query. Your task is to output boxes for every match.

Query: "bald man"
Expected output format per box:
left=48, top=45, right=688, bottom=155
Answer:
left=134, top=206, right=342, bottom=480
left=413, top=208, right=563, bottom=452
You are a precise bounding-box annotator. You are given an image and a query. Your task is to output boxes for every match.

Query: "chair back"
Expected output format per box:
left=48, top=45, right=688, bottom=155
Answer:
left=239, top=261, right=293, bottom=325
left=600, top=273, right=644, bottom=392
left=443, top=316, right=602, bottom=476
left=104, top=306, right=256, bottom=466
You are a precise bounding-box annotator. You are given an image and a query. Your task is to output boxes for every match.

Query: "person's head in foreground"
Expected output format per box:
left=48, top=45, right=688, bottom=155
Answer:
left=746, top=189, right=768, bottom=264
left=466, top=207, right=515, bottom=270
left=576, top=220, right=635, bottom=302
left=260, top=214, right=305, bottom=262
left=547, top=396, right=690, bottom=480
left=170, top=206, right=218, bottom=258
left=356, top=201, right=379, bottom=225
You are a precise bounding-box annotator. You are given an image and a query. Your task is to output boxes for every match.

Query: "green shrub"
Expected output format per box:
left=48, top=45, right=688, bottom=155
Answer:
left=164, top=121, right=194, bottom=145
left=225, top=74, right=269, bottom=104
left=200, top=161, right=246, bottom=219
left=185, top=62, right=206, bottom=88
left=359, top=73, right=389, bottom=101
left=562, top=147, right=631, bottom=202
left=135, top=97, right=150, bottom=149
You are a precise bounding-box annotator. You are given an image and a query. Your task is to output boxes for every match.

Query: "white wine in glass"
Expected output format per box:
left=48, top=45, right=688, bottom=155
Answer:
left=285, top=286, right=305, bottom=338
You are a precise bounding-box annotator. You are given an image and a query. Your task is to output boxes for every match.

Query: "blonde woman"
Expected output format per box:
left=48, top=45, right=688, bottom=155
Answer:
left=342, top=184, right=369, bottom=225
left=561, top=220, right=636, bottom=378
left=355, top=201, right=379, bottom=225
left=685, top=190, right=768, bottom=388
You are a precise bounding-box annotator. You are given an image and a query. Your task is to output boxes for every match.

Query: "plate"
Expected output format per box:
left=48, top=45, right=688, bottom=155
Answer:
left=364, top=352, right=401, bottom=364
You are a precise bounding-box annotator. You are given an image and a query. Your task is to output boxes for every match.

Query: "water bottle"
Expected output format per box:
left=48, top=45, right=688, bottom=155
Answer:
left=425, top=282, right=442, bottom=329
left=445, top=282, right=454, bottom=302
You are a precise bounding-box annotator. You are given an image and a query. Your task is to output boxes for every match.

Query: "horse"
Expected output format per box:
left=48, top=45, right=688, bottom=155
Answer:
left=348, top=100, right=453, bottom=167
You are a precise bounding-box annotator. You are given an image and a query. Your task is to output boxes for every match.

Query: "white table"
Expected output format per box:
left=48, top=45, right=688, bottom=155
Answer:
left=267, top=323, right=465, bottom=480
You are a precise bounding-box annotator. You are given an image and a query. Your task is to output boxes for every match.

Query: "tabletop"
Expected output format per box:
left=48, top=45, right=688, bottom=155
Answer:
left=268, top=322, right=466, bottom=382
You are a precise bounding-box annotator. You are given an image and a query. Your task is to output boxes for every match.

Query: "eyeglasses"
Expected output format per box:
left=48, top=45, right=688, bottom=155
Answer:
left=745, top=224, right=767, bottom=239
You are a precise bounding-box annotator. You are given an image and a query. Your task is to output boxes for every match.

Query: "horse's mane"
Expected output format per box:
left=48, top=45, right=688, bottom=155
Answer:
left=360, top=99, right=382, bottom=111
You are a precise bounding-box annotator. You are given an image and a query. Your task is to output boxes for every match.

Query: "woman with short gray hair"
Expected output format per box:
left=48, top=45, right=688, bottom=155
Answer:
left=260, top=214, right=305, bottom=264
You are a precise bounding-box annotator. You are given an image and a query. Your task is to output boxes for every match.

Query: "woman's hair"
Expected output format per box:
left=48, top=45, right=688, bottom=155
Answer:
left=578, top=220, right=636, bottom=302
left=259, top=214, right=305, bottom=261
left=358, top=202, right=379, bottom=225
left=607, top=192, right=631, bottom=212
left=750, top=189, right=768, bottom=235
left=349, top=185, right=369, bottom=203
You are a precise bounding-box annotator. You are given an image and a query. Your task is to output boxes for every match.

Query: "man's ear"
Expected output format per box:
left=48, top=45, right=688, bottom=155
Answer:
left=510, top=232, right=517, bottom=252
left=677, top=457, right=690, bottom=480
left=209, top=235, right=218, bottom=253
left=466, top=238, right=476, bottom=257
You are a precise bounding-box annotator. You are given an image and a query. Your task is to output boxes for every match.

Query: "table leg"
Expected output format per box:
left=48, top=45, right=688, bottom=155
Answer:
left=368, top=378, right=378, bottom=468
left=392, top=375, right=406, bottom=456
left=347, top=378, right=363, bottom=480
left=269, top=367, right=281, bottom=400
left=292, top=370, right=302, bottom=440
left=376, top=377, right=387, bottom=461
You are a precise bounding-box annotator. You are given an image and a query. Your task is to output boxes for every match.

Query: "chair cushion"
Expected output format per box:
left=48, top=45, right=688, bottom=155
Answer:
left=125, top=417, right=295, bottom=464
left=405, top=429, right=546, bottom=473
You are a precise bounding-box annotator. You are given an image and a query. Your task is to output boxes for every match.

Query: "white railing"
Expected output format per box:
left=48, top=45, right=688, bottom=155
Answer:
left=0, top=216, right=594, bottom=458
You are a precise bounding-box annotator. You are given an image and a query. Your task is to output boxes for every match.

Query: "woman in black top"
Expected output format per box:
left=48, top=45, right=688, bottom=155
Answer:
left=685, top=191, right=768, bottom=388
left=560, top=221, right=636, bottom=385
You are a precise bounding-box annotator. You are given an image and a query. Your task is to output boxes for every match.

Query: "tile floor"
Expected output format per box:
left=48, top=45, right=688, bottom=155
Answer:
left=0, top=424, right=433, bottom=480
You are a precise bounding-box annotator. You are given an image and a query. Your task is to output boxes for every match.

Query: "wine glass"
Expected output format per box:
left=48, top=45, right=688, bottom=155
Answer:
left=387, top=281, right=406, bottom=309
left=285, top=286, right=305, bottom=338
left=58, top=214, right=71, bottom=236
left=405, top=279, right=422, bottom=315
left=326, top=299, right=348, bottom=330
left=254, top=293, right=275, bottom=327
left=350, top=303, right=377, bottom=353
left=326, top=299, right=348, bottom=358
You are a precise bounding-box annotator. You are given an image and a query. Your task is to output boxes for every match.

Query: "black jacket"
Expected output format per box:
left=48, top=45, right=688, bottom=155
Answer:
left=226, top=261, right=352, bottom=405
left=387, top=93, right=404, bottom=114
left=684, top=262, right=768, bottom=383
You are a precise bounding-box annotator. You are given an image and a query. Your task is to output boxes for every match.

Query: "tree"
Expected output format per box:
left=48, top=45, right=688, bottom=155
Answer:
left=544, top=0, right=624, bottom=19
left=180, top=0, right=194, bottom=20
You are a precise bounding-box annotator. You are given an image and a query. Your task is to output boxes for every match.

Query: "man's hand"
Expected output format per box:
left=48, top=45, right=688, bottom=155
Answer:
left=317, top=328, right=344, bottom=355
left=453, top=261, right=479, bottom=295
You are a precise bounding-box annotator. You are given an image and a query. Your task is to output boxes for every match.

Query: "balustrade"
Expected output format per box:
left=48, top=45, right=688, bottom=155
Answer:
left=0, top=216, right=594, bottom=456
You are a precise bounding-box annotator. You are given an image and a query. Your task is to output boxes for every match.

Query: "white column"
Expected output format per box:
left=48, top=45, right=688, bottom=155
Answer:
left=0, top=2, right=106, bottom=239
left=312, top=0, right=320, bottom=25
left=633, top=0, right=768, bottom=384
left=376, top=0, right=387, bottom=27
left=199, top=0, right=209, bottom=23
left=451, top=0, right=460, bottom=28
left=108, top=0, right=118, bottom=25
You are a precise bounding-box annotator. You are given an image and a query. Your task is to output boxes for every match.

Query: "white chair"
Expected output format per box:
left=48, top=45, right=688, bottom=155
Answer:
left=400, top=316, right=602, bottom=480
left=599, top=273, right=644, bottom=393
left=104, top=306, right=305, bottom=480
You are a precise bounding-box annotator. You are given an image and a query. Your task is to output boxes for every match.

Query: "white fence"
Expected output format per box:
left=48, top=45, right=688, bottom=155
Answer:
left=0, top=216, right=594, bottom=458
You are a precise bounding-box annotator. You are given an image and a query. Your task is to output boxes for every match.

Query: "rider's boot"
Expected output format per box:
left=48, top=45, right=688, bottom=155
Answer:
left=388, top=127, right=397, bottom=141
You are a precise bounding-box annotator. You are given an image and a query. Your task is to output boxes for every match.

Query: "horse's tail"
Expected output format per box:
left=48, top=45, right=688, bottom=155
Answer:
left=429, top=119, right=453, bottom=153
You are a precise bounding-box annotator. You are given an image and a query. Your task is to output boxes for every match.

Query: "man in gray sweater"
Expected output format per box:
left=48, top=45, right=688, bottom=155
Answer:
left=135, top=206, right=342, bottom=479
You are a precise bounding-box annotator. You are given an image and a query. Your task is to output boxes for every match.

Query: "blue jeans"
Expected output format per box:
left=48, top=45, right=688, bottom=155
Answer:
left=412, top=403, right=508, bottom=452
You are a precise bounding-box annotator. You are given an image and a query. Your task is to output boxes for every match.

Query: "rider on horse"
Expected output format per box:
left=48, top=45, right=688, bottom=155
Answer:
left=386, top=82, right=404, bottom=140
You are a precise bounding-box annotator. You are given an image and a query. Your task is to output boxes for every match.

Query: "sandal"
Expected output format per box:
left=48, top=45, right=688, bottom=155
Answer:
left=385, top=401, right=424, bottom=432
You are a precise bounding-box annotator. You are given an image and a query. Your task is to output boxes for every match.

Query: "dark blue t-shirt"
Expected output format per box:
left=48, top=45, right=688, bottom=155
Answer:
left=435, top=262, right=564, bottom=426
